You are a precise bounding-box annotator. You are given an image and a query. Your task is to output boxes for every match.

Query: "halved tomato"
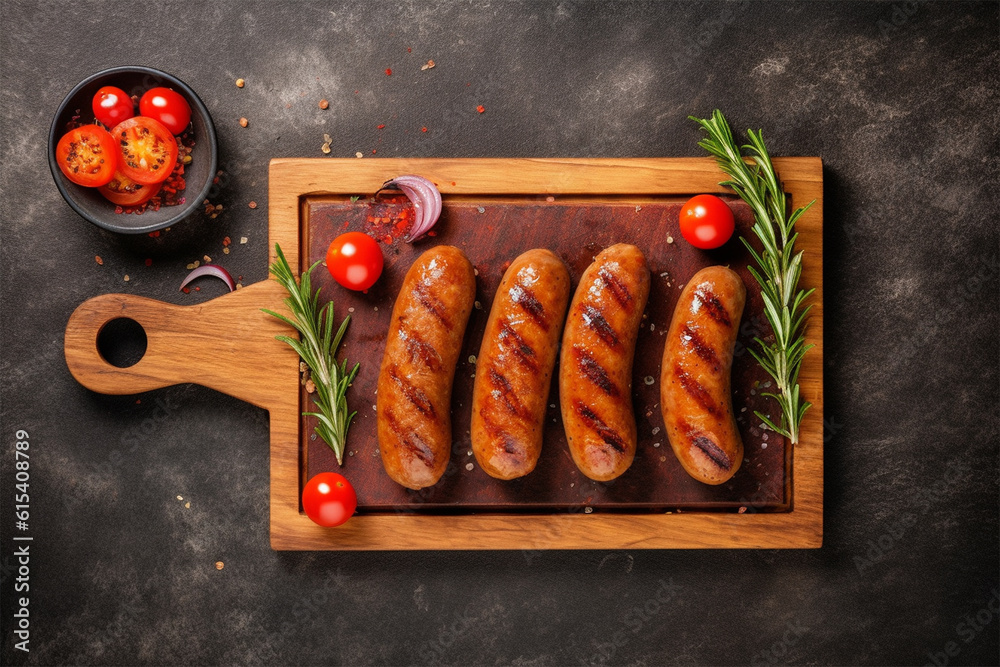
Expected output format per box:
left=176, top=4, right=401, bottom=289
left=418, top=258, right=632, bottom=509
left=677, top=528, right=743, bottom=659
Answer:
left=55, top=124, right=118, bottom=187
left=111, top=117, right=178, bottom=185
left=98, top=170, right=162, bottom=207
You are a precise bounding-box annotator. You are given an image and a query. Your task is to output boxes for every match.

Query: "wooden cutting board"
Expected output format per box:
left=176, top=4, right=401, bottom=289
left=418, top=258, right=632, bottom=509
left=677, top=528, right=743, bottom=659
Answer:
left=64, top=157, right=824, bottom=550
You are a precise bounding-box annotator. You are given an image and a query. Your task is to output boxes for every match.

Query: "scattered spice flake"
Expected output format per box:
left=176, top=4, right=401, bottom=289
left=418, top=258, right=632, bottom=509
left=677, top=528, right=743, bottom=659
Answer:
left=182, top=287, right=190, bottom=294
left=321, top=142, right=331, bottom=154
left=407, top=47, right=412, bottom=53
left=240, top=237, right=248, bottom=244
left=235, top=283, right=243, bottom=290
left=185, top=501, right=191, bottom=508
left=666, top=235, right=674, bottom=244
left=239, top=117, right=249, bottom=127
left=248, top=201, right=257, bottom=209
left=738, top=506, right=748, bottom=514
left=123, top=275, right=130, bottom=282
left=385, top=68, right=392, bottom=76
left=95, top=255, right=103, bottom=266
left=421, top=126, right=428, bottom=133
left=319, top=99, right=329, bottom=110
left=476, top=104, right=485, bottom=113
left=223, top=236, right=232, bottom=247
left=324, top=133, right=332, bottom=143
left=421, top=60, right=436, bottom=71
left=203, top=255, right=212, bottom=262
left=377, top=124, right=385, bottom=130
left=235, top=78, right=245, bottom=88
left=215, top=561, right=224, bottom=570
left=465, top=462, right=474, bottom=471
left=355, top=151, right=364, bottom=158
left=223, top=247, right=230, bottom=254
left=144, top=258, right=152, bottom=267
left=177, top=495, right=183, bottom=501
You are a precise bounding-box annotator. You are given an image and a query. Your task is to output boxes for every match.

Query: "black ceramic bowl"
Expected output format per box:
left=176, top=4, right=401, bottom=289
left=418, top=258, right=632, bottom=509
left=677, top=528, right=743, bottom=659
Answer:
left=48, top=66, right=217, bottom=234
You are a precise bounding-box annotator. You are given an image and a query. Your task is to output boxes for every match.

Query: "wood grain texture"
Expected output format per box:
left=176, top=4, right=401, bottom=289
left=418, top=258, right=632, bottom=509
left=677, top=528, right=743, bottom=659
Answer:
left=267, top=157, right=824, bottom=550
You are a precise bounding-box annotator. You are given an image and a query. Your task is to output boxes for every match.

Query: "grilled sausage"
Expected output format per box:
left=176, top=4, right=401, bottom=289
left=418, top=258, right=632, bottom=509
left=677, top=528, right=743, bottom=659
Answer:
left=661, top=266, right=746, bottom=485
left=377, top=246, right=476, bottom=489
left=559, top=244, right=650, bottom=481
left=471, top=249, right=571, bottom=479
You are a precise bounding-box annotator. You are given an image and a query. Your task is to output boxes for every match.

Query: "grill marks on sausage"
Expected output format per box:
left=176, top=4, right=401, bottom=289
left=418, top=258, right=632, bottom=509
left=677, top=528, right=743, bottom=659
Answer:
left=680, top=324, right=719, bottom=365
left=674, top=364, right=718, bottom=416
left=399, top=326, right=443, bottom=371
left=478, top=411, right=527, bottom=463
left=488, top=368, right=526, bottom=418
left=598, top=267, right=634, bottom=310
left=387, top=365, right=436, bottom=418
left=573, top=346, right=619, bottom=397
left=573, top=400, right=627, bottom=454
left=382, top=408, right=436, bottom=467
left=497, top=318, right=539, bottom=372
left=509, top=284, right=548, bottom=330
left=581, top=305, right=620, bottom=348
left=677, top=419, right=733, bottom=471
left=412, top=280, right=450, bottom=327
left=694, top=286, right=732, bottom=327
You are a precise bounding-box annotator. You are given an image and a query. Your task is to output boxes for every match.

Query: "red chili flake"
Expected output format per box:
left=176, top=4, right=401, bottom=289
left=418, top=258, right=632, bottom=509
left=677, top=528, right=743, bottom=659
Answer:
left=144, top=258, right=153, bottom=267
left=385, top=68, right=392, bottom=76
left=182, top=287, right=190, bottom=294
left=195, top=286, right=201, bottom=291
left=382, top=235, right=393, bottom=244
left=421, top=126, right=428, bottom=133
left=371, top=149, right=377, bottom=154
left=149, top=230, right=160, bottom=238
left=223, top=236, right=231, bottom=246
left=407, top=47, right=412, bottom=53
left=377, top=124, right=385, bottom=130
left=476, top=105, right=485, bottom=113
left=341, top=220, right=350, bottom=229
left=427, top=231, right=437, bottom=237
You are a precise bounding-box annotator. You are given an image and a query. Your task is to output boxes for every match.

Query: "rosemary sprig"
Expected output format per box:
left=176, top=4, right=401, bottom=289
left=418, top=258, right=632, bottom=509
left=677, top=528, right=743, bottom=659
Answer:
left=689, top=109, right=815, bottom=444
left=262, top=243, right=359, bottom=464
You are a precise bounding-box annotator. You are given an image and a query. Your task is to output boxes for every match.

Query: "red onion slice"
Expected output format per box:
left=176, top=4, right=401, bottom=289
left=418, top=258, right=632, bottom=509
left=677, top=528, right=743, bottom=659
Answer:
left=179, top=264, right=235, bottom=292
left=379, top=175, right=442, bottom=241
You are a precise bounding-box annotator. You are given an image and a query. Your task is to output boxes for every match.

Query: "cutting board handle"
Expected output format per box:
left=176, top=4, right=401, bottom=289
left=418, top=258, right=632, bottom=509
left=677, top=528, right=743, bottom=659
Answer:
left=64, top=280, right=299, bottom=411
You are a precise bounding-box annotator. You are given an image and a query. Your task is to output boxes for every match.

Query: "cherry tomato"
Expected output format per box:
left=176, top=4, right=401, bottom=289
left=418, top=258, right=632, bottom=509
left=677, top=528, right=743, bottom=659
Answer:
left=98, top=170, right=162, bottom=207
left=111, top=116, right=178, bottom=185
left=138, top=87, right=191, bottom=135
left=55, top=124, right=118, bottom=187
left=302, top=472, right=357, bottom=527
left=92, top=86, right=134, bottom=128
left=679, top=195, right=736, bottom=249
left=326, top=232, right=384, bottom=291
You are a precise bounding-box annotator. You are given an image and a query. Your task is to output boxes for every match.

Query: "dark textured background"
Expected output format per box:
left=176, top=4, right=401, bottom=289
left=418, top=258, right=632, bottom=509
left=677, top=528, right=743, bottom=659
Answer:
left=2, top=1, right=998, bottom=665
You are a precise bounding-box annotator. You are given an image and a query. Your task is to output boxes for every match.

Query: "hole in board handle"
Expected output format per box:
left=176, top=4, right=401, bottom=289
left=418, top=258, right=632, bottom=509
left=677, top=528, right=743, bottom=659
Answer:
left=96, top=318, right=148, bottom=368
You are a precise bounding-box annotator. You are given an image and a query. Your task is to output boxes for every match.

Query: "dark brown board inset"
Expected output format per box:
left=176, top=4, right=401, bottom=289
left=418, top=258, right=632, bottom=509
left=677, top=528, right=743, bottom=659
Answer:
left=301, top=196, right=788, bottom=513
